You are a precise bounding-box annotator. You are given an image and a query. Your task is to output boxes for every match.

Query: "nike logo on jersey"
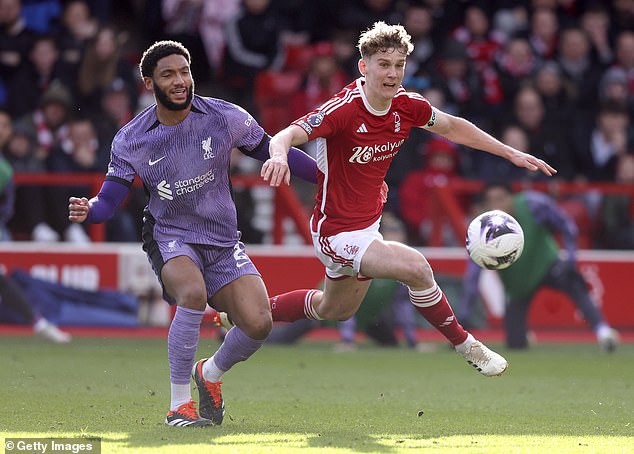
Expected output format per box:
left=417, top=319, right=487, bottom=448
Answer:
left=356, top=123, right=368, bottom=133
left=149, top=156, right=167, bottom=166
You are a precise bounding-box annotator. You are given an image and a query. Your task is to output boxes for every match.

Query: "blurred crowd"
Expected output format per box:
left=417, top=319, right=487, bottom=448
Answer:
left=0, top=0, right=633, bottom=249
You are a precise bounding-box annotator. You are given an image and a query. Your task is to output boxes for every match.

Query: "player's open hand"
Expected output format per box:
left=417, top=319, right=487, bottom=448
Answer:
left=68, top=196, right=90, bottom=223
left=509, top=150, right=557, bottom=176
left=261, top=156, right=291, bottom=187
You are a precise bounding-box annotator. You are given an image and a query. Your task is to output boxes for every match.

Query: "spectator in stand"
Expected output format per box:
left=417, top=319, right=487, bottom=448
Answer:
left=76, top=24, right=138, bottom=112
left=191, top=0, right=240, bottom=81
left=2, top=114, right=53, bottom=241
left=331, top=28, right=360, bottom=81
left=580, top=4, right=613, bottom=66
left=402, top=4, right=435, bottom=82
left=513, top=85, right=574, bottom=180
left=161, top=0, right=233, bottom=86
left=452, top=4, right=505, bottom=114
left=14, top=79, right=72, bottom=160
left=0, top=0, right=36, bottom=87
left=55, top=0, right=98, bottom=86
left=398, top=136, right=463, bottom=246
left=6, top=34, right=73, bottom=118
left=599, top=67, right=634, bottom=118
left=611, top=0, right=634, bottom=32
left=336, top=0, right=402, bottom=34
left=557, top=27, right=605, bottom=112
left=532, top=61, right=575, bottom=125
left=424, top=0, right=463, bottom=39
left=492, top=4, right=529, bottom=39
left=570, top=100, right=632, bottom=182
left=496, top=36, right=538, bottom=104
left=528, top=7, right=559, bottom=61
left=291, top=42, right=348, bottom=119
left=45, top=117, right=112, bottom=242
left=453, top=4, right=505, bottom=73
left=430, top=38, right=484, bottom=121
left=613, top=31, right=634, bottom=98
left=223, top=0, right=285, bottom=112
left=473, top=124, right=532, bottom=182
left=596, top=152, right=634, bottom=249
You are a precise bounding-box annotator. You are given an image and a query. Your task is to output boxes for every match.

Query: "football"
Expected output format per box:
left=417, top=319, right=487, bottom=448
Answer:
left=466, top=210, right=524, bottom=270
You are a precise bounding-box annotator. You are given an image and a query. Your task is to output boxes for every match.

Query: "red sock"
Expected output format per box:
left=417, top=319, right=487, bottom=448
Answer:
left=269, top=289, right=321, bottom=322
left=409, top=284, right=468, bottom=345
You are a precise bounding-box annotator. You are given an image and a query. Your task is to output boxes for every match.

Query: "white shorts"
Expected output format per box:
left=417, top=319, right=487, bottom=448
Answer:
left=311, top=218, right=383, bottom=279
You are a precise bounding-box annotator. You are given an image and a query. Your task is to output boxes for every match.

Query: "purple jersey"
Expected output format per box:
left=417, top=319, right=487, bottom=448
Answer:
left=106, top=95, right=264, bottom=246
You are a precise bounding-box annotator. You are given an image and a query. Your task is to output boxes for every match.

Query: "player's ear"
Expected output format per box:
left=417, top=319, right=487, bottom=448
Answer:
left=358, top=58, right=366, bottom=77
left=143, top=77, right=153, bottom=91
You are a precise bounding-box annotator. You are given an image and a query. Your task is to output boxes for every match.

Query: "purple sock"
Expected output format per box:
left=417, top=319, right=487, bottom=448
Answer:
left=339, top=317, right=356, bottom=343
left=168, top=306, right=204, bottom=384
left=212, top=327, right=266, bottom=372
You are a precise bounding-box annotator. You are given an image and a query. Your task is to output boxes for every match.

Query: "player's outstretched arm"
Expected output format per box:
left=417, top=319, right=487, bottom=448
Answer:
left=68, top=180, right=130, bottom=224
left=423, top=108, right=557, bottom=177
left=244, top=134, right=317, bottom=184
left=262, top=125, right=309, bottom=187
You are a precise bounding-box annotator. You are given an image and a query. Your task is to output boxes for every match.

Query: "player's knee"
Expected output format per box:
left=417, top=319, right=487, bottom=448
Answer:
left=174, top=285, right=207, bottom=311
left=243, top=312, right=272, bottom=340
left=399, top=259, right=434, bottom=288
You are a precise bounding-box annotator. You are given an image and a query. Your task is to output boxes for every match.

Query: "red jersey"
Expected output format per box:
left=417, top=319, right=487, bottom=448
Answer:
left=293, top=78, right=433, bottom=236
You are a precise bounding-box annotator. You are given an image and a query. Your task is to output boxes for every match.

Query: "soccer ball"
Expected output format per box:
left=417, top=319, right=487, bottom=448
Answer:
left=466, top=210, right=524, bottom=270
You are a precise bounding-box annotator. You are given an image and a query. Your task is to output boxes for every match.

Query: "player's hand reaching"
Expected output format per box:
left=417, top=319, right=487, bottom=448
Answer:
left=508, top=149, right=557, bottom=176
left=68, top=197, right=90, bottom=223
left=261, top=155, right=291, bottom=187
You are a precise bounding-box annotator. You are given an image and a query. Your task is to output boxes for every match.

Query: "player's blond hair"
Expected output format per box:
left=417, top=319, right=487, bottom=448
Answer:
left=357, top=21, right=414, bottom=58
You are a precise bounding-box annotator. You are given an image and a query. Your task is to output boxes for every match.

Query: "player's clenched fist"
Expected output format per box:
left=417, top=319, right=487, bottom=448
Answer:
left=68, top=196, right=90, bottom=223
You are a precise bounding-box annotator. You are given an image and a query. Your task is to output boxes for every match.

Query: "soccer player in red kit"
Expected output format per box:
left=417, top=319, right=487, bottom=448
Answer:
left=259, top=22, right=556, bottom=376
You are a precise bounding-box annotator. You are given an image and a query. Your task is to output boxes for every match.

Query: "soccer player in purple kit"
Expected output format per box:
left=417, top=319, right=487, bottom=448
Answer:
left=68, top=41, right=318, bottom=427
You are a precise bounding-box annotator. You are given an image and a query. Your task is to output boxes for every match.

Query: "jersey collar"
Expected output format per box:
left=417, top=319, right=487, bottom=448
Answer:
left=356, top=78, right=391, bottom=117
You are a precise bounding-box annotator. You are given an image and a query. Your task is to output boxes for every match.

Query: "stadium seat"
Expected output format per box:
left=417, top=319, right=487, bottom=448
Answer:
left=254, top=70, right=302, bottom=134
left=558, top=198, right=594, bottom=249
left=283, top=44, right=314, bottom=73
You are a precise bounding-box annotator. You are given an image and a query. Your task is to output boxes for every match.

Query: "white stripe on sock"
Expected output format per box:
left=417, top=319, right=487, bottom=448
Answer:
left=409, top=283, right=442, bottom=308
left=304, top=290, right=323, bottom=320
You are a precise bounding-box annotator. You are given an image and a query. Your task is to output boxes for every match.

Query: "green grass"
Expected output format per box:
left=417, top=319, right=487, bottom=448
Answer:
left=1, top=336, right=633, bottom=453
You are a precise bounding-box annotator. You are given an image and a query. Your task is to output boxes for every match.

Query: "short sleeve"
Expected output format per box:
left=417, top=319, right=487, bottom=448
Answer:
left=225, top=103, right=265, bottom=152
left=407, top=92, right=433, bottom=128
left=292, top=105, right=345, bottom=141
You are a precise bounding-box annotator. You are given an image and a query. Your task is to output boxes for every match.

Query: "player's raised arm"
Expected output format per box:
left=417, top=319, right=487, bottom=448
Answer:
left=262, top=125, right=309, bottom=187
left=422, top=107, right=557, bottom=177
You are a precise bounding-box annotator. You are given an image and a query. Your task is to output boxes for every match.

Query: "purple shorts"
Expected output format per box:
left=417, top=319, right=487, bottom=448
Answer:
left=145, top=239, right=260, bottom=305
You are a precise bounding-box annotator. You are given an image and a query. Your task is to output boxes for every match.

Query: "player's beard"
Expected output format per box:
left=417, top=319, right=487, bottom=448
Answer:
left=154, top=83, right=194, bottom=111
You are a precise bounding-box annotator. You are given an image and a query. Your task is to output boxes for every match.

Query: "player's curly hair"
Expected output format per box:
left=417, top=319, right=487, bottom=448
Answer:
left=357, top=21, right=414, bottom=58
left=139, top=40, right=191, bottom=78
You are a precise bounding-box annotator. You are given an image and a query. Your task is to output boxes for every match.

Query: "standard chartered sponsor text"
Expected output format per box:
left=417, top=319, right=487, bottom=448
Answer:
left=174, top=169, right=215, bottom=195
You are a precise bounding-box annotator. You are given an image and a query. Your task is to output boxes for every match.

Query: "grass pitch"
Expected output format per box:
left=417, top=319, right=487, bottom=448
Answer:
left=1, top=336, right=633, bottom=453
